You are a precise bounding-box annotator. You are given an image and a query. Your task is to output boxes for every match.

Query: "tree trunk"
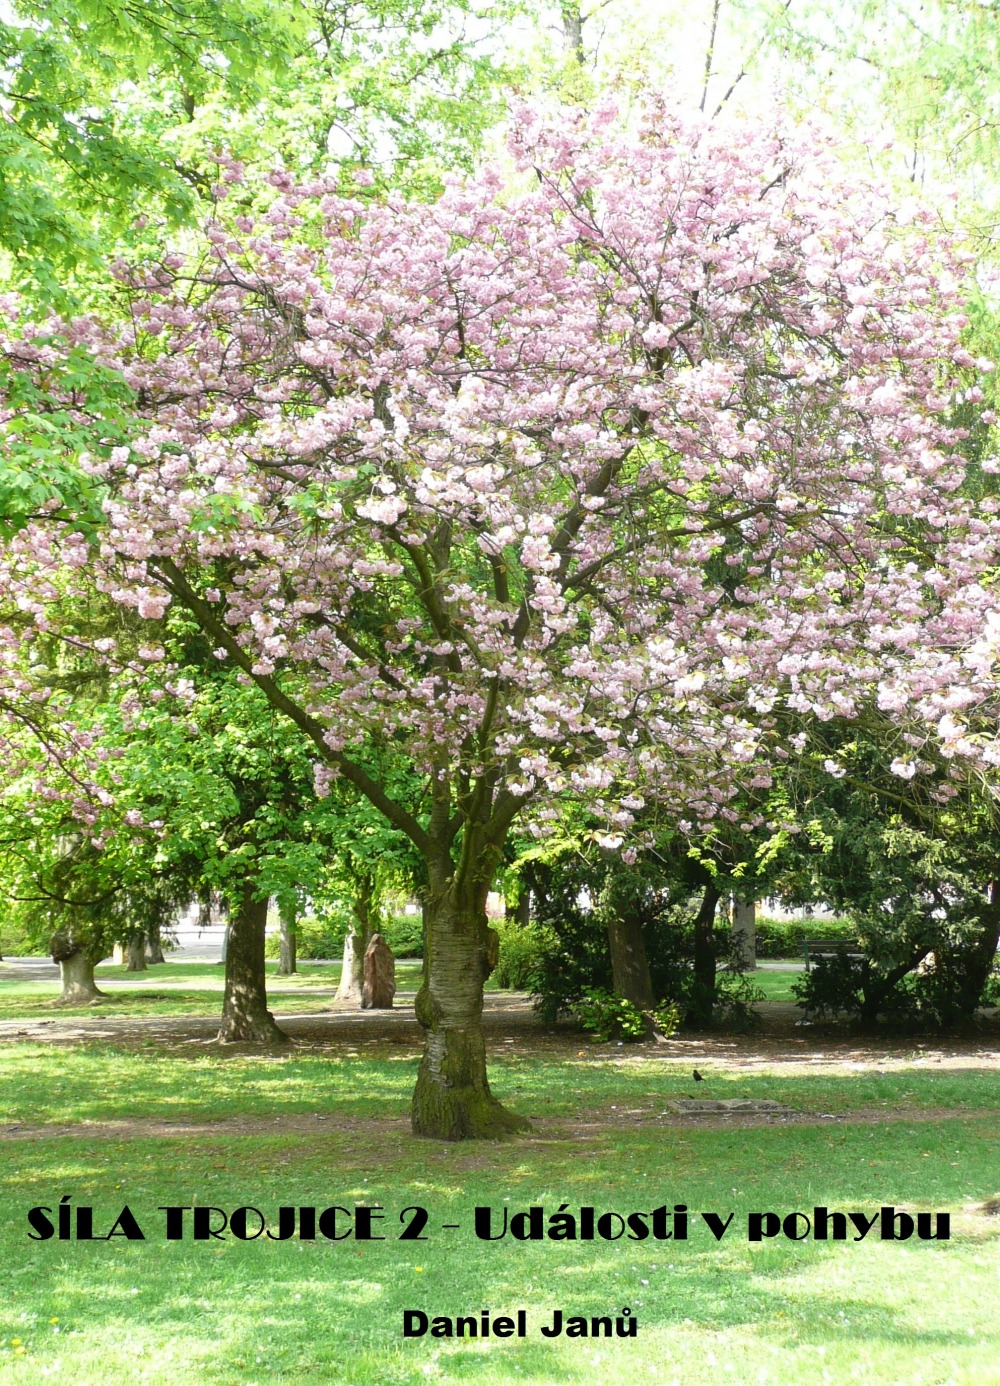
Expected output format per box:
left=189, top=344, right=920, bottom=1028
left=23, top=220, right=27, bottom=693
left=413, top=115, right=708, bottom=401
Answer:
left=126, top=936, right=147, bottom=972
left=55, top=950, right=106, bottom=1005
left=732, top=895, right=757, bottom=971
left=508, top=887, right=530, bottom=928
left=276, top=901, right=297, bottom=976
left=562, top=2, right=584, bottom=63
left=606, top=905, right=656, bottom=1009
left=335, top=928, right=366, bottom=1004
left=411, top=877, right=529, bottom=1140
left=687, top=883, right=722, bottom=1028
left=217, top=885, right=289, bottom=1044
left=145, top=919, right=166, bottom=964
left=335, top=871, right=376, bottom=1004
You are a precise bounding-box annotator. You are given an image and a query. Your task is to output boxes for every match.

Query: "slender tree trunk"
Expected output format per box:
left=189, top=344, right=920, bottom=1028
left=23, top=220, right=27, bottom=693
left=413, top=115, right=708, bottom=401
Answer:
left=145, top=932, right=166, bottom=964
left=126, top=936, right=147, bottom=972
left=732, top=895, right=757, bottom=970
left=276, top=901, right=297, bottom=976
left=217, top=885, right=289, bottom=1044
left=687, top=883, right=722, bottom=1028
left=411, top=872, right=529, bottom=1140
left=561, top=2, right=584, bottom=63
left=55, top=951, right=106, bottom=1005
left=335, top=873, right=375, bottom=1004
left=335, top=928, right=365, bottom=1004
left=508, top=887, right=530, bottom=928
left=606, top=906, right=656, bottom=1008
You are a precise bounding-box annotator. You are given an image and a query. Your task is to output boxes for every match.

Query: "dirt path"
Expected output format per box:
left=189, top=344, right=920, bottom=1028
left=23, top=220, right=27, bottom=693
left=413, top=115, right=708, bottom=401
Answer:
left=2, top=992, right=999, bottom=1075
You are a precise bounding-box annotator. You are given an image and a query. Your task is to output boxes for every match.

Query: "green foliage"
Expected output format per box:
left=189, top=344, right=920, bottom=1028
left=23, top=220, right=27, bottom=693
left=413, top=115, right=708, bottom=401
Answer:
left=0, top=0, right=302, bottom=298
left=754, top=914, right=859, bottom=959
left=529, top=851, right=763, bottom=1030
left=570, top=989, right=681, bottom=1043
left=491, top=916, right=552, bottom=991
left=0, top=916, right=35, bottom=956
left=793, top=951, right=1000, bottom=1031
left=572, top=987, right=648, bottom=1042
left=263, top=911, right=350, bottom=961
left=381, top=912, right=424, bottom=959
left=261, top=909, right=424, bottom=961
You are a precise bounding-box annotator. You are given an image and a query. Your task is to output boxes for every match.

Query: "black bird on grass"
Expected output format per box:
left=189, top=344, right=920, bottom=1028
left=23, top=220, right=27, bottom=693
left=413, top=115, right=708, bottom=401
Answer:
left=693, top=1069, right=705, bottom=1083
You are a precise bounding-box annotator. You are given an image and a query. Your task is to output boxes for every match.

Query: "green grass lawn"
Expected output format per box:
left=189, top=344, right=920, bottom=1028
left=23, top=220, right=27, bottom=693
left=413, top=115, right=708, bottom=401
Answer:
left=747, top=968, right=802, bottom=1003
left=0, top=960, right=799, bottom=1021
left=0, top=1032, right=998, bottom=1385
left=0, top=961, right=428, bottom=1021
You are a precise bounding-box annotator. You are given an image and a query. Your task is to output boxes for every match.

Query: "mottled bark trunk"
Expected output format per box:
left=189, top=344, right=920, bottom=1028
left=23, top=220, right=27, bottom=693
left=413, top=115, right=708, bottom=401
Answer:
left=562, top=2, right=584, bottom=63
left=218, top=886, right=289, bottom=1044
left=276, top=902, right=297, bottom=976
left=145, top=931, right=166, bottom=964
left=335, top=874, right=376, bottom=1004
left=335, top=929, right=365, bottom=1004
left=56, top=951, right=106, bottom=1005
left=411, top=878, right=529, bottom=1140
left=607, top=906, right=655, bottom=1009
left=732, top=895, right=757, bottom=971
left=687, top=883, right=722, bottom=1028
left=126, top=936, right=147, bottom=972
left=508, top=888, right=531, bottom=928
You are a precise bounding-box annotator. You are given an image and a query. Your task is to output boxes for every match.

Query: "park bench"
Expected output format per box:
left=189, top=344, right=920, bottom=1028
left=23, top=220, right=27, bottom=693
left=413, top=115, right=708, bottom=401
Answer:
left=801, top=938, right=864, bottom=971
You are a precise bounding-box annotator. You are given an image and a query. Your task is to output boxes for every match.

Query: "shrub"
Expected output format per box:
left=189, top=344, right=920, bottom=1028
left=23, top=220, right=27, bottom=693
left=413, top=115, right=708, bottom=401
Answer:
left=0, top=919, right=37, bottom=956
left=491, top=917, right=551, bottom=991
left=264, top=911, right=349, bottom=961
left=381, top=913, right=423, bottom=958
left=794, top=949, right=1000, bottom=1030
left=754, top=914, right=858, bottom=959
left=530, top=876, right=764, bottom=1031
left=571, top=989, right=682, bottom=1043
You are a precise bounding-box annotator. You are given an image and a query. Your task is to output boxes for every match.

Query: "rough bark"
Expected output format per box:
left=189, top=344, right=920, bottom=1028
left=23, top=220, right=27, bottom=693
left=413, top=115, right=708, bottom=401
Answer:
left=411, top=874, right=529, bottom=1140
left=54, top=950, right=106, bottom=1005
left=335, top=871, right=377, bottom=1004
left=145, top=933, right=166, bottom=964
left=276, top=901, right=297, bottom=976
left=606, top=904, right=656, bottom=1009
left=126, top=936, right=147, bottom=972
left=217, top=886, right=289, bottom=1044
left=732, top=895, right=757, bottom=971
left=145, top=917, right=167, bottom=963
left=687, top=882, right=722, bottom=1028
left=562, top=2, right=584, bottom=63
left=508, top=888, right=531, bottom=928
left=335, top=928, right=365, bottom=1004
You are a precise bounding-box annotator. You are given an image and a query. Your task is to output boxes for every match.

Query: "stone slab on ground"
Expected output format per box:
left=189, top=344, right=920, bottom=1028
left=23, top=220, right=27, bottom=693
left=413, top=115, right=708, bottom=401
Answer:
left=669, top=1098, right=795, bottom=1115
